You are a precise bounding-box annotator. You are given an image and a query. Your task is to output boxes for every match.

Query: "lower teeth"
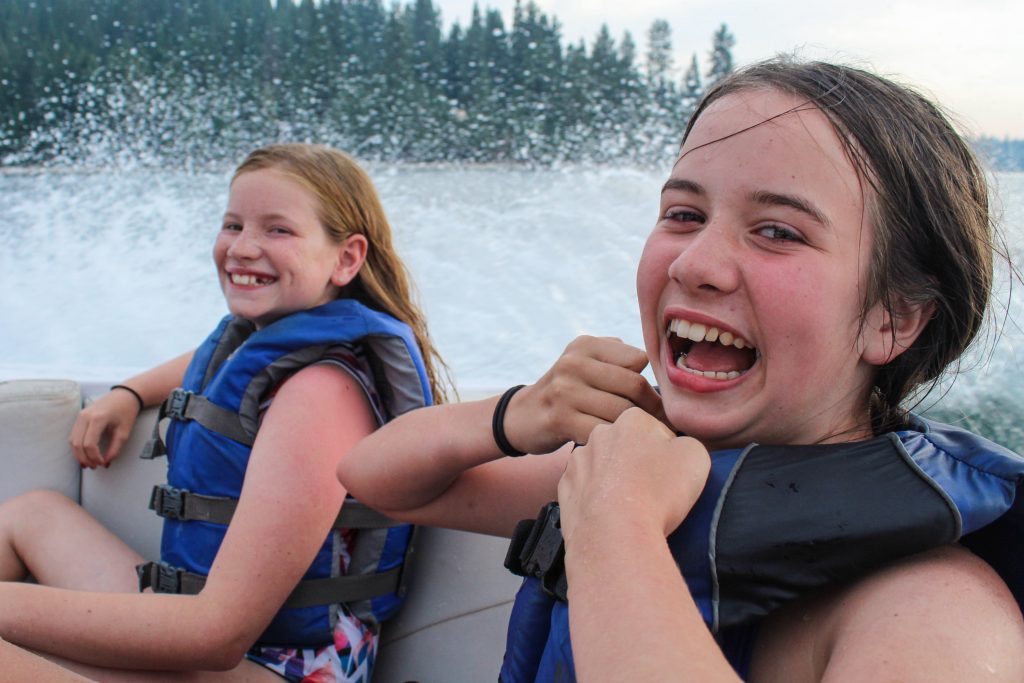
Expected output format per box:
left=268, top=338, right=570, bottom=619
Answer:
left=675, top=354, right=741, bottom=380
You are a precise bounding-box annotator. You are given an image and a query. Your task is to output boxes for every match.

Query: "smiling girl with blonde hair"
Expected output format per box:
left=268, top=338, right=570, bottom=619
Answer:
left=0, top=143, right=445, bottom=682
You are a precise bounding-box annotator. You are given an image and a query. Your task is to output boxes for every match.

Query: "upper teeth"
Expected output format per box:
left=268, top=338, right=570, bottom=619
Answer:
left=667, top=318, right=752, bottom=350
left=231, top=273, right=271, bottom=286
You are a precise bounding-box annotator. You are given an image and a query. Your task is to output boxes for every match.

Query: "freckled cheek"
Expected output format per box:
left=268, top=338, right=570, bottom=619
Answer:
left=636, top=256, right=667, bottom=323
left=212, top=235, right=230, bottom=266
left=635, top=258, right=665, bottom=363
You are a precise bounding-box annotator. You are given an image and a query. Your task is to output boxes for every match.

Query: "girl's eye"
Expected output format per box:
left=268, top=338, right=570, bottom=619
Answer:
left=269, top=225, right=292, bottom=235
left=756, top=224, right=804, bottom=243
left=662, top=208, right=705, bottom=225
left=222, top=222, right=242, bottom=232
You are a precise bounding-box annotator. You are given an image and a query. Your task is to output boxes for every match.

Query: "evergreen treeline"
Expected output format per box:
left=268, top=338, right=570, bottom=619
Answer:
left=4, top=1, right=1020, bottom=170
left=0, top=0, right=738, bottom=166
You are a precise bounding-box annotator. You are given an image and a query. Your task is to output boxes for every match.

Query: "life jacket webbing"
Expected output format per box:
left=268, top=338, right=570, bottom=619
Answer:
left=149, top=484, right=402, bottom=530
left=137, top=560, right=406, bottom=608
left=141, top=388, right=253, bottom=459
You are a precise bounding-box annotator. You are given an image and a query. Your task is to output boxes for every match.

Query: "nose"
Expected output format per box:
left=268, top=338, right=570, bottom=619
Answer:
left=666, top=222, right=741, bottom=295
left=226, top=226, right=261, bottom=260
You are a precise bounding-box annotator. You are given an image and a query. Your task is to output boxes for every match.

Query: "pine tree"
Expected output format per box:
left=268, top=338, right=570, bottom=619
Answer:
left=645, top=19, right=673, bottom=87
left=706, top=23, right=735, bottom=87
left=681, top=53, right=703, bottom=117
left=1, top=0, right=750, bottom=166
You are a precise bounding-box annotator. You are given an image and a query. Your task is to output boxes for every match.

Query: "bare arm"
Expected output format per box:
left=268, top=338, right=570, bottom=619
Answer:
left=2, top=364, right=372, bottom=670
left=558, top=408, right=740, bottom=682
left=0, top=639, right=94, bottom=682
left=752, top=545, right=1024, bottom=683
left=339, top=336, right=665, bottom=537
left=69, top=350, right=194, bottom=468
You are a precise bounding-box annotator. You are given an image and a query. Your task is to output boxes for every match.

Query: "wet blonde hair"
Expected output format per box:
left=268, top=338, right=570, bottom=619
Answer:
left=234, top=143, right=450, bottom=403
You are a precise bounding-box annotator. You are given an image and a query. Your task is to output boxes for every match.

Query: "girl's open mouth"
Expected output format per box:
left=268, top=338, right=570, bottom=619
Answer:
left=667, top=318, right=758, bottom=380
left=229, top=273, right=276, bottom=286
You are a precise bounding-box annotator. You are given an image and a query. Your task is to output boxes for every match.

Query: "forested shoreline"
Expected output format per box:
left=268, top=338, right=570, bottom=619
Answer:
left=2, top=0, right=1022, bottom=170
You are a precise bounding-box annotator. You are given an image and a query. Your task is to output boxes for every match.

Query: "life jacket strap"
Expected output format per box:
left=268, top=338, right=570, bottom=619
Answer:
left=165, top=388, right=255, bottom=446
left=141, top=389, right=255, bottom=460
left=504, top=502, right=568, bottom=602
left=136, top=560, right=205, bottom=595
left=149, top=484, right=402, bottom=530
left=136, top=560, right=405, bottom=608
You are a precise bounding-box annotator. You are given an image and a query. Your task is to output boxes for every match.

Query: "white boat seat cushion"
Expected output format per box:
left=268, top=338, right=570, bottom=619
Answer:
left=0, top=379, right=82, bottom=504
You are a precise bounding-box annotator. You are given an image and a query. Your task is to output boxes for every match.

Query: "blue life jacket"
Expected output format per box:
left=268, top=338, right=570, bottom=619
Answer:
left=501, top=418, right=1024, bottom=682
left=144, top=298, right=432, bottom=648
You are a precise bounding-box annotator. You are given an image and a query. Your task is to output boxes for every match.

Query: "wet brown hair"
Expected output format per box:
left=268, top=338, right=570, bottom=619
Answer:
left=234, top=143, right=451, bottom=403
left=683, top=58, right=994, bottom=433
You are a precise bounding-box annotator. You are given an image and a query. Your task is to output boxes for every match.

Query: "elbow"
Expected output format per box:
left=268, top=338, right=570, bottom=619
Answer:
left=194, top=637, right=252, bottom=671
left=185, top=621, right=259, bottom=671
left=216, top=626, right=263, bottom=670
left=336, top=445, right=362, bottom=493
left=337, top=448, right=377, bottom=505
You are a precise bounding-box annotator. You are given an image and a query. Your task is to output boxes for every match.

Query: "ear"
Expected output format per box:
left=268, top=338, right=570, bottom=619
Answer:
left=859, top=298, right=934, bottom=366
left=330, top=234, right=369, bottom=287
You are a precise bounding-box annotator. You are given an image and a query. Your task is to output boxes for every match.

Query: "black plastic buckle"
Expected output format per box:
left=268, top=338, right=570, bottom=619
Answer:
left=504, top=502, right=568, bottom=601
left=149, top=484, right=187, bottom=520
left=164, top=389, right=192, bottom=421
left=137, top=561, right=183, bottom=594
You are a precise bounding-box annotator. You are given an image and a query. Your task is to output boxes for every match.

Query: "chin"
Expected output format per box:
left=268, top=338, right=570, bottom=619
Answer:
left=663, top=407, right=739, bottom=450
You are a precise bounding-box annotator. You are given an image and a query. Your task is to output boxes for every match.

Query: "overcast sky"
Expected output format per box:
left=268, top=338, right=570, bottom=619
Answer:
left=434, top=0, right=1023, bottom=138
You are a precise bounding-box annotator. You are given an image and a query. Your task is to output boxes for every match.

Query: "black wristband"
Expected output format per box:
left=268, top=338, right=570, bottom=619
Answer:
left=110, top=384, right=144, bottom=413
left=492, top=384, right=527, bottom=457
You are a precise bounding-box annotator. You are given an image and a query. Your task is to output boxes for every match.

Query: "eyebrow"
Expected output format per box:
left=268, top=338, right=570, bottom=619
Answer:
left=661, top=179, right=831, bottom=228
left=661, top=178, right=705, bottom=196
left=222, top=211, right=293, bottom=223
left=750, top=190, right=830, bottom=227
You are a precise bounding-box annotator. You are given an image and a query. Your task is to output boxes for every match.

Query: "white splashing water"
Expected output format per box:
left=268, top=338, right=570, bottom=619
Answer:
left=1, top=164, right=655, bottom=386
left=2, top=166, right=1023, bottom=446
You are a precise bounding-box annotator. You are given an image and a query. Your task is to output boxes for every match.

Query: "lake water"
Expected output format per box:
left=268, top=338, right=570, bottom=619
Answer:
left=3, top=166, right=1022, bottom=449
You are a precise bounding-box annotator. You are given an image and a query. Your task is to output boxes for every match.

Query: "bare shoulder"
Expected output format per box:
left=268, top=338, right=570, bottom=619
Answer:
left=267, top=361, right=375, bottom=421
left=751, top=545, right=1024, bottom=683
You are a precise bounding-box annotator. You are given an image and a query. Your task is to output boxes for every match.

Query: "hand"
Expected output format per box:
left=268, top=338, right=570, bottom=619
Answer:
left=557, top=407, right=711, bottom=541
left=68, top=389, right=141, bottom=468
left=503, top=336, right=666, bottom=455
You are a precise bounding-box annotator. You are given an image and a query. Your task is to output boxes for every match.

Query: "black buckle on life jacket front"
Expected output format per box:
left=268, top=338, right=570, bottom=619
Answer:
left=137, top=561, right=183, bottom=594
left=164, top=389, right=192, bottom=421
left=149, top=484, right=187, bottom=520
left=504, top=502, right=568, bottom=601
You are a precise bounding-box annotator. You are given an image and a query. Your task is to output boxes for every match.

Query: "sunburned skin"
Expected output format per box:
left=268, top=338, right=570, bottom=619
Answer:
left=637, top=88, right=880, bottom=450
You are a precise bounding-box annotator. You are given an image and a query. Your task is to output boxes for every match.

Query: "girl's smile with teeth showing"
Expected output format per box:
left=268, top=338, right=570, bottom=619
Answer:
left=214, top=168, right=354, bottom=329
left=637, top=88, right=890, bottom=451
left=666, top=317, right=757, bottom=380
left=228, top=272, right=276, bottom=287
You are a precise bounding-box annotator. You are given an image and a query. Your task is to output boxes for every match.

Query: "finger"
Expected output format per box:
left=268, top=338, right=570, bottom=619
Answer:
left=562, top=412, right=612, bottom=446
left=568, top=358, right=661, bottom=416
left=80, top=419, right=107, bottom=468
left=104, top=428, right=130, bottom=465
left=617, top=406, right=677, bottom=440
left=566, top=336, right=649, bottom=374
left=68, top=416, right=88, bottom=465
